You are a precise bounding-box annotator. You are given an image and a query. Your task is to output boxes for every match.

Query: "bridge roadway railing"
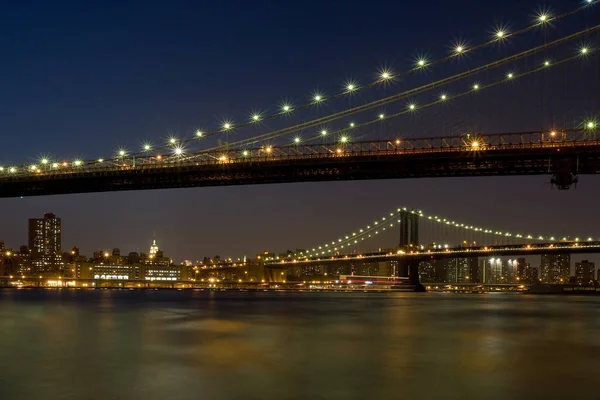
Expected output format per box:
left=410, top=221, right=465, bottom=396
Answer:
left=264, top=241, right=600, bottom=266
left=0, top=128, right=596, bottom=180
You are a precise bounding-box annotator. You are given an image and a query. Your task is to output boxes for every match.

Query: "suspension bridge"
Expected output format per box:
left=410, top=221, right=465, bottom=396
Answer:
left=193, top=206, right=600, bottom=291
left=1, top=2, right=599, bottom=196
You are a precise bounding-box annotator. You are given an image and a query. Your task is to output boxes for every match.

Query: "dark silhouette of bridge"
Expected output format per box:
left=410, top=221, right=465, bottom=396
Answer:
left=0, top=129, right=597, bottom=197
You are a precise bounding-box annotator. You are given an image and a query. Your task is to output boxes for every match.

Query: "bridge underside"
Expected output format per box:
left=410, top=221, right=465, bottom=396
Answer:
left=1, top=147, right=599, bottom=197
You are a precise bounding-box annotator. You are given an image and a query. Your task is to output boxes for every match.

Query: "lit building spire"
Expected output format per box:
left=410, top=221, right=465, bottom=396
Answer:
left=150, top=239, right=159, bottom=256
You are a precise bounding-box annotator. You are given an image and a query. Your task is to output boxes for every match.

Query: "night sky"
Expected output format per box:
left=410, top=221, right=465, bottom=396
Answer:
left=1, top=0, right=599, bottom=265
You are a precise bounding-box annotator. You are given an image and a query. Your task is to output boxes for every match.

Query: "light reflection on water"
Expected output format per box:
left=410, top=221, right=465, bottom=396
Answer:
left=0, top=289, right=599, bottom=400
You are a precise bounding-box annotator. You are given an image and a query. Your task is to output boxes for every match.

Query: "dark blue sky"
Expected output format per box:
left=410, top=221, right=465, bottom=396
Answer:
left=0, top=0, right=599, bottom=264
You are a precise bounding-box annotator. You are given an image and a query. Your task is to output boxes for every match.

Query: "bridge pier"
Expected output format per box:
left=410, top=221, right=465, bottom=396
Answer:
left=399, top=258, right=426, bottom=292
left=408, top=261, right=426, bottom=292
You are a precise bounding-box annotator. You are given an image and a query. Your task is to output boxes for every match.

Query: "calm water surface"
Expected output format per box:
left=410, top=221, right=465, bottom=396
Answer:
left=0, top=289, right=599, bottom=400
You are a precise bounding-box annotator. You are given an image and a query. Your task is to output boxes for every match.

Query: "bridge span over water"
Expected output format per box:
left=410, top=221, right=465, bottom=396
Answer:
left=265, top=241, right=600, bottom=291
left=0, top=129, right=598, bottom=197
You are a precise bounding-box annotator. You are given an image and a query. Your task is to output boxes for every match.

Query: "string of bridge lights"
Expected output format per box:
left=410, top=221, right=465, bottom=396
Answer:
left=263, top=206, right=597, bottom=262
left=204, top=40, right=598, bottom=152
left=0, top=40, right=597, bottom=177
left=282, top=49, right=599, bottom=147
left=1, top=2, right=595, bottom=172
left=189, top=6, right=588, bottom=151
left=184, top=7, right=599, bottom=152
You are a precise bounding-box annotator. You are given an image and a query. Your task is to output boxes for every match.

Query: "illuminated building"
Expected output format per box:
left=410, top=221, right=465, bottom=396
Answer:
left=149, top=239, right=159, bottom=257
left=419, top=260, right=436, bottom=282
left=429, top=258, right=479, bottom=283
left=144, top=265, right=181, bottom=281
left=527, top=266, right=539, bottom=283
left=515, top=259, right=538, bottom=283
left=456, top=258, right=479, bottom=283
left=484, top=258, right=504, bottom=284
left=504, top=259, right=518, bottom=284
left=93, top=264, right=141, bottom=280
left=575, top=260, right=595, bottom=285
left=540, top=254, right=570, bottom=283
left=515, top=258, right=527, bottom=281
left=433, top=259, right=453, bottom=282
left=28, top=213, right=63, bottom=273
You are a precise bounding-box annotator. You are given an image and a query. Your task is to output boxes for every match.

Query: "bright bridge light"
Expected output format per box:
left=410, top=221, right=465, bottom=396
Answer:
left=169, top=138, right=177, bottom=144
left=471, top=141, right=480, bottom=149
left=507, top=72, right=514, bottom=79
left=379, top=113, right=385, bottom=119
left=538, top=13, right=549, bottom=23
left=174, top=147, right=183, bottom=155
left=496, top=30, right=505, bottom=38
left=581, top=47, right=589, bottom=54
left=417, top=58, right=427, bottom=67
left=380, top=70, right=392, bottom=80
left=340, top=136, right=348, bottom=143
left=440, top=94, right=447, bottom=100
left=41, top=158, right=48, bottom=165
left=455, top=45, right=464, bottom=54
left=321, top=130, right=327, bottom=136
left=196, top=130, right=203, bottom=137
left=252, top=114, right=260, bottom=121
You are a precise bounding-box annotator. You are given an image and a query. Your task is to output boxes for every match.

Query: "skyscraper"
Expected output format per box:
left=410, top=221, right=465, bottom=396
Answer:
left=484, top=258, right=503, bottom=284
left=575, top=260, right=595, bottom=285
left=149, top=239, right=159, bottom=257
left=540, top=254, right=570, bottom=283
left=28, top=213, right=62, bottom=273
left=515, top=258, right=527, bottom=282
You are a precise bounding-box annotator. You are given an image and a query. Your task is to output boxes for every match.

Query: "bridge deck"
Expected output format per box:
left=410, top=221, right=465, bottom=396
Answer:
left=1, top=130, right=599, bottom=197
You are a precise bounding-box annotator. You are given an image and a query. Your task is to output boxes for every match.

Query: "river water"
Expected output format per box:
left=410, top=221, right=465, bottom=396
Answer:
left=0, top=289, right=598, bottom=399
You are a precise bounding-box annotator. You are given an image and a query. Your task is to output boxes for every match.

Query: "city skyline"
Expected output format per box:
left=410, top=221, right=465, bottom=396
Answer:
left=2, top=211, right=599, bottom=285
left=0, top=0, right=599, bottom=260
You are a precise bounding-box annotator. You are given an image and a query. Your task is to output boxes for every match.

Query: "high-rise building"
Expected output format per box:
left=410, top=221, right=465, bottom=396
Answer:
left=419, top=260, right=436, bottom=282
left=28, top=213, right=63, bottom=273
left=446, top=258, right=479, bottom=283
left=149, top=240, right=159, bottom=257
left=575, top=260, right=595, bottom=285
left=529, top=266, right=539, bottom=282
left=540, top=254, right=570, bottom=283
left=484, top=258, right=504, bottom=284
left=515, top=258, right=527, bottom=282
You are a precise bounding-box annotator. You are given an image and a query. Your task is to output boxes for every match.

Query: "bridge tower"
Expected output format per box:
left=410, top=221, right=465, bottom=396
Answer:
left=397, top=210, right=423, bottom=290
left=398, top=210, right=419, bottom=250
